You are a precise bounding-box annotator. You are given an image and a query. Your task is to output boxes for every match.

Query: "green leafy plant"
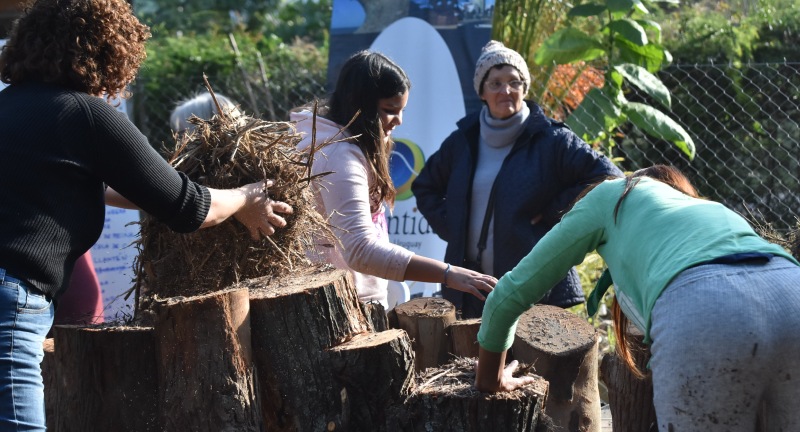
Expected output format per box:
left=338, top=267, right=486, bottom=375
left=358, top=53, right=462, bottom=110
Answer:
left=535, top=0, right=696, bottom=160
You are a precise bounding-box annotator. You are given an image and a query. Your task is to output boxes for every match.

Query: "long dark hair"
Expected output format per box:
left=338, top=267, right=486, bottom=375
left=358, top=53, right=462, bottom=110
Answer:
left=610, top=165, right=699, bottom=378
left=325, top=50, right=410, bottom=209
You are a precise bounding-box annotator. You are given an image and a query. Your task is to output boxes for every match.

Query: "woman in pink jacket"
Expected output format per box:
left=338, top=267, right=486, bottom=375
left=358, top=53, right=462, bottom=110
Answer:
left=292, top=51, right=495, bottom=308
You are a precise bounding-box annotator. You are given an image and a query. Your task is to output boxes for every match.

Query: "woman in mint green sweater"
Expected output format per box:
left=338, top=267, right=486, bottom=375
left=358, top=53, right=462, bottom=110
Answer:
left=475, top=165, right=800, bottom=431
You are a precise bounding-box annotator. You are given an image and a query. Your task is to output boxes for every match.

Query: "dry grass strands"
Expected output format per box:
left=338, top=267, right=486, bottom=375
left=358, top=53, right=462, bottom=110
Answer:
left=750, top=213, right=800, bottom=261
left=134, top=84, right=335, bottom=303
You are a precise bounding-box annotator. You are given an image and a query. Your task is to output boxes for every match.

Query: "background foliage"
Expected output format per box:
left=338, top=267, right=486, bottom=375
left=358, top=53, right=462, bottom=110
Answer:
left=131, top=0, right=331, bottom=151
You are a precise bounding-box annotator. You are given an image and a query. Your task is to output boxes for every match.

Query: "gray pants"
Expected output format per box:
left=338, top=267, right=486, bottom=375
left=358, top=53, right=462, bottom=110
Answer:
left=650, top=257, right=800, bottom=432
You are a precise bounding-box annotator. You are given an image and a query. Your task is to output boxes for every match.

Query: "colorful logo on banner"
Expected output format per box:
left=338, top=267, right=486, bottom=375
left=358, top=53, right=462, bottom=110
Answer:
left=390, top=139, right=425, bottom=201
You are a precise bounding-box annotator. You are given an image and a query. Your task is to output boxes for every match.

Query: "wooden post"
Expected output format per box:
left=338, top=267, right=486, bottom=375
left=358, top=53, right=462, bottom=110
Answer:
left=512, top=305, right=601, bottom=432
left=386, top=358, right=549, bottom=432
left=245, top=266, right=372, bottom=432
left=155, top=287, right=260, bottom=432
left=599, top=327, right=657, bottom=432
left=327, top=329, right=416, bottom=432
left=393, top=298, right=457, bottom=371
left=50, top=326, right=159, bottom=432
left=448, top=318, right=481, bottom=358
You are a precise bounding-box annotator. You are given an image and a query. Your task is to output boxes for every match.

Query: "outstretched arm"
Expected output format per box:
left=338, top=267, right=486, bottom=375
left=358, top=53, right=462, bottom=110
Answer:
left=403, top=255, right=496, bottom=301
left=106, top=180, right=293, bottom=239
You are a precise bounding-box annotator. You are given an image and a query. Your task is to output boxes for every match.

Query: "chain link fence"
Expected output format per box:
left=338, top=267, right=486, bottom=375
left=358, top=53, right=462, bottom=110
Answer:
left=128, top=61, right=800, bottom=233
left=128, top=63, right=328, bottom=155
left=612, top=62, right=800, bottom=234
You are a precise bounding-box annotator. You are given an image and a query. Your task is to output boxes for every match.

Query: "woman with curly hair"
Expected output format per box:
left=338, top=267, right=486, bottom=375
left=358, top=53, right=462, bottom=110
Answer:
left=0, top=0, right=292, bottom=428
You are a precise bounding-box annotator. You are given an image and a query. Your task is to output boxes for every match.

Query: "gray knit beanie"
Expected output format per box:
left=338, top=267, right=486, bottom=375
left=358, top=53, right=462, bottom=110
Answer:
left=473, top=40, right=531, bottom=95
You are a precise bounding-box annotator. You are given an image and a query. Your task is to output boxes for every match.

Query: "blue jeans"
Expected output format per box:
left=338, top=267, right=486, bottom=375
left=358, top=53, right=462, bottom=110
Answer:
left=0, top=268, right=54, bottom=431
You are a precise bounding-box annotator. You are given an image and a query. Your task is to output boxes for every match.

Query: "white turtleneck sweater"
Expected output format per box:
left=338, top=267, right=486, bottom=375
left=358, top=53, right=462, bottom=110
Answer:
left=467, top=104, right=530, bottom=274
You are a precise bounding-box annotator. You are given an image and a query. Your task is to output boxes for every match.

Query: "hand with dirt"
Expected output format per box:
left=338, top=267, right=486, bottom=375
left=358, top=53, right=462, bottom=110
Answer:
left=202, top=180, right=293, bottom=238
left=474, top=349, right=538, bottom=393
left=232, top=180, right=293, bottom=239
left=445, top=265, right=496, bottom=301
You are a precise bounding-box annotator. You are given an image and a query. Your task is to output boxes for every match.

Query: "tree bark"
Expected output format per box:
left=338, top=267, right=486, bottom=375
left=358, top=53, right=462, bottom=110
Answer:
left=512, top=305, right=601, bottom=432
left=50, top=325, right=159, bottom=432
left=327, top=329, right=416, bottom=432
left=448, top=318, right=481, bottom=358
left=394, top=298, right=457, bottom=371
left=363, top=301, right=390, bottom=332
left=154, top=287, right=260, bottom=432
left=599, top=327, right=657, bottom=432
left=245, top=266, right=372, bottom=432
left=386, top=358, right=549, bottom=432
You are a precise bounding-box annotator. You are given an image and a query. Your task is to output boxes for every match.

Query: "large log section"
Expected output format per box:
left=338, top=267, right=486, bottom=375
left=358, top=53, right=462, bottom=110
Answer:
left=328, top=329, right=416, bottom=432
left=393, top=298, right=456, bottom=371
left=49, top=326, right=159, bottom=431
left=513, top=305, right=601, bottom=432
left=599, top=327, right=657, bottom=432
left=243, top=266, right=373, bottom=432
left=155, top=287, right=260, bottom=431
left=387, top=358, right=549, bottom=432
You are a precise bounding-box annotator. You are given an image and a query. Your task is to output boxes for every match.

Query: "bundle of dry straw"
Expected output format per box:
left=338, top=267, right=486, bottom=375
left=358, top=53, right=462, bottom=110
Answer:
left=134, top=82, right=334, bottom=303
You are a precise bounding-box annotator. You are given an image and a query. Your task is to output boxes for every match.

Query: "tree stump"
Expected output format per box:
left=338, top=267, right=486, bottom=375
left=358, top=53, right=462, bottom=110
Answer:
left=448, top=318, right=481, bottom=358
left=363, top=301, right=390, bottom=332
left=512, top=305, right=601, bottom=432
left=154, top=287, right=260, bottom=432
left=244, top=265, right=372, bottom=432
left=50, top=325, right=159, bottom=432
left=386, top=358, right=549, bottom=432
left=599, top=327, right=657, bottom=432
left=394, top=298, right=456, bottom=371
left=327, top=329, right=416, bottom=432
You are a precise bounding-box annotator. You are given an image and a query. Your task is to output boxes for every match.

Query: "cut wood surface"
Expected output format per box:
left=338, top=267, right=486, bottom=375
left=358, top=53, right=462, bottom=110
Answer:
left=513, top=305, right=601, bottom=432
left=448, top=318, right=481, bottom=358
left=244, top=265, right=371, bottom=432
left=155, top=287, right=260, bottom=432
left=327, top=329, right=416, bottom=432
left=387, top=357, right=549, bottom=432
left=394, top=298, right=456, bottom=371
left=50, top=326, right=159, bottom=432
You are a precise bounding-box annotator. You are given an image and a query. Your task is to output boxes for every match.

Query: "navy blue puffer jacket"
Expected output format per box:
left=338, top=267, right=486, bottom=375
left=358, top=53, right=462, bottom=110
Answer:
left=412, top=101, right=622, bottom=309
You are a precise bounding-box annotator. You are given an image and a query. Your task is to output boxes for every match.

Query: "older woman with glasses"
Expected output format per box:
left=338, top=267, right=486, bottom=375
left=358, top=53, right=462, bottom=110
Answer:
left=412, top=40, right=622, bottom=318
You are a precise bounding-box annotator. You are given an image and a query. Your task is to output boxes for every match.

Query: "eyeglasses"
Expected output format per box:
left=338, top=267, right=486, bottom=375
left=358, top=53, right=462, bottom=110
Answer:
left=484, top=80, right=525, bottom=93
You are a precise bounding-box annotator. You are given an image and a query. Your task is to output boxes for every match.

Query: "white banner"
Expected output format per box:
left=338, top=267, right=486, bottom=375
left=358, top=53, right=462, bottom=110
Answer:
left=370, top=18, right=465, bottom=297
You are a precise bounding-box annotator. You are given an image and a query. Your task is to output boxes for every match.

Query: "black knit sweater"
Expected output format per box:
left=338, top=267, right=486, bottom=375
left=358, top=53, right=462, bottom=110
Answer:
left=0, top=82, right=210, bottom=297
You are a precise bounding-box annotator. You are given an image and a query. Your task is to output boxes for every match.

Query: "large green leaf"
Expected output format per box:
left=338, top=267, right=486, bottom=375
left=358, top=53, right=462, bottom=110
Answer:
left=622, top=102, right=696, bottom=159
left=568, top=3, right=607, bottom=17
left=614, top=63, right=671, bottom=109
left=615, top=36, right=669, bottom=72
left=566, top=88, right=625, bottom=141
left=608, top=18, right=648, bottom=46
left=607, top=0, right=642, bottom=13
left=636, top=19, right=662, bottom=44
left=534, top=28, right=605, bottom=65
